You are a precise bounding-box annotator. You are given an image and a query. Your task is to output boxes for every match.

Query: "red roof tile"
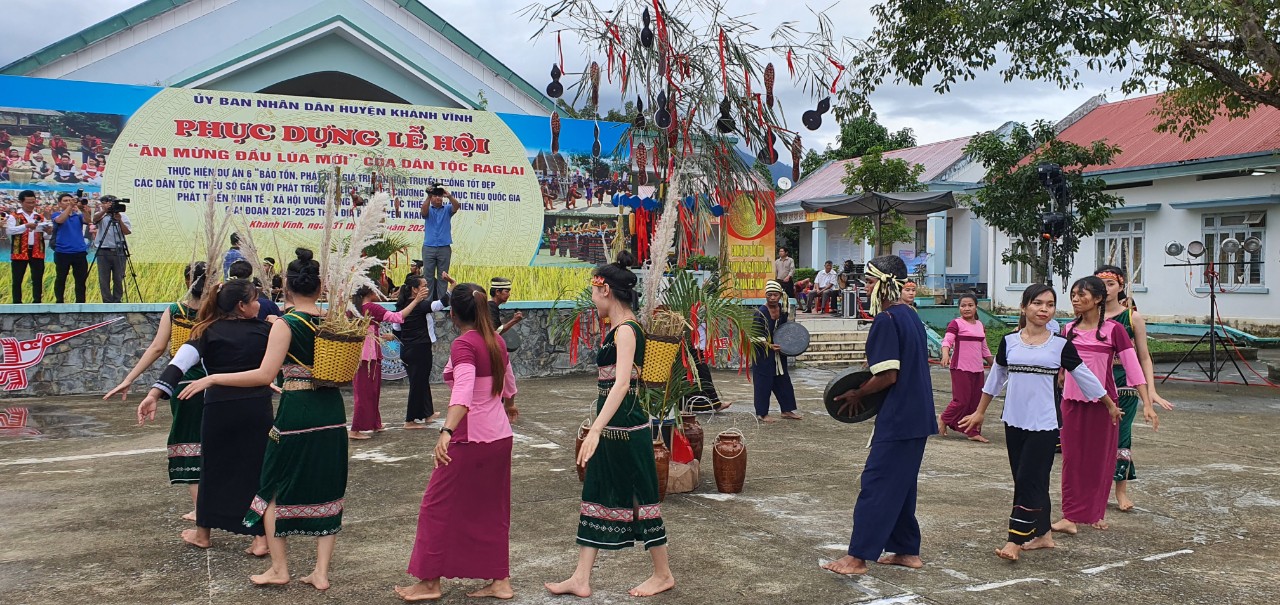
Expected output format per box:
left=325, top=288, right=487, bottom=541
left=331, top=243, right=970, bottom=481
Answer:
left=777, top=135, right=973, bottom=205
left=1058, top=93, right=1280, bottom=174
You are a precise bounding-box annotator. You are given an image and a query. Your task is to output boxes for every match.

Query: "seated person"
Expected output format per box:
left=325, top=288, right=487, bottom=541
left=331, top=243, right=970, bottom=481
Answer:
left=794, top=278, right=813, bottom=311
left=807, top=260, right=840, bottom=314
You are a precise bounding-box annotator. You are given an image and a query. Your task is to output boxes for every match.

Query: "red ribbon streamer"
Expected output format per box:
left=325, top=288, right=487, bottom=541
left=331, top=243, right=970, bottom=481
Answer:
left=718, top=29, right=727, bottom=94
left=557, top=32, right=564, bottom=73
left=753, top=93, right=765, bottom=124
left=786, top=49, right=795, bottom=78
left=607, top=43, right=614, bottom=83
left=828, top=57, right=846, bottom=93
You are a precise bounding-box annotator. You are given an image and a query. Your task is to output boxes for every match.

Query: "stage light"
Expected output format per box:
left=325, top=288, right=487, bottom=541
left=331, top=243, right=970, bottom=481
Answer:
left=1243, top=236, right=1263, bottom=254
left=1187, top=240, right=1206, bottom=258
left=1164, top=241, right=1185, bottom=257
left=1221, top=237, right=1242, bottom=255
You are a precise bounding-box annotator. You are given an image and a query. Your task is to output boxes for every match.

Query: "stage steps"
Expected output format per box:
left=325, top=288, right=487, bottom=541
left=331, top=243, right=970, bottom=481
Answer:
left=792, top=315, right=869, bottom=368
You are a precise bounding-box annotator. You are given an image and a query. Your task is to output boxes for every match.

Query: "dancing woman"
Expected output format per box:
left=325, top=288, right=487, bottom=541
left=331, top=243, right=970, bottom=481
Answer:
left=350, top=284, right=429, bottom=439
left=546, top=251, right=675, bottom=598
left=824, top=255, right=937, bottom=576
left=176, top=249, right=349, bottom=589
left=396, top=283, right=519, bottom=601
left=396, top=272, right=452, bottom=429
left=1094, top=266, right=1174, bottom=512
left=106, top=261, right=208, bottom=521
left=938, top=292, right=994, bottom=442
left=1053, top=276, right=1151, bottom=534
left=959, top=284, right=1113, bottom=560
left=137, top=278, right=271, bottom=552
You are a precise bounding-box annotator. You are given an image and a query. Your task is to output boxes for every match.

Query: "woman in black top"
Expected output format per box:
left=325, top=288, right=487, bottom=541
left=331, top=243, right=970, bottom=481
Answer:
left=397, top=272, right=452, bottom=428
left=138, top=278, right=273, bottom=553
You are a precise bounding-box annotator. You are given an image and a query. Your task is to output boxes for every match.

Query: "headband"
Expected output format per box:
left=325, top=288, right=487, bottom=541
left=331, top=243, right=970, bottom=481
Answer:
left=865, top=262, right=904, bottom=316
left=1094, top=271, right=1124, bottom=285
left=764, top=279, right=790, bottom=316
left=490, top=277, right=512, bottom=290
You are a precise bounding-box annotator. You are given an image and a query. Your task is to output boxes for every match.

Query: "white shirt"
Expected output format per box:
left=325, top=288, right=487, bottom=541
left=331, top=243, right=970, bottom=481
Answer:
left=5, top=209, right=46, bottom=247
left=814, top=268, right=839, bottom=290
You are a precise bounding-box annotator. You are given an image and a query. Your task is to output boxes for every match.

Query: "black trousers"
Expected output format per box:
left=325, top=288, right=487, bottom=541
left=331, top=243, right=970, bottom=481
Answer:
left=685, top=355, right=723, bottom=411
left=1005, top=424, right=1057, bottom=545
left=399, top=340, right=435, bottom=422
left=10, top=258, right=45, bottom=303
left=54, top=251, right=88, bottom=303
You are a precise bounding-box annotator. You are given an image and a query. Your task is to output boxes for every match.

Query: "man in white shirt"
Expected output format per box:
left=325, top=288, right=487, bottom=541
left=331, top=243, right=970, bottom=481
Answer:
left=808, top=260, right=840, bottom=314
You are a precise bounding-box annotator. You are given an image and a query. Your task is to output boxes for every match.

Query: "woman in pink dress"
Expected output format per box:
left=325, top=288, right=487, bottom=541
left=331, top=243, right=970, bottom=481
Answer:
left=1053, top=276, right=1150, bottom=534
left=396, top=283, right=519, bottom=601
left=350, top=285, right=428, bottom=439
left=938, top=293, right=993, bottom=442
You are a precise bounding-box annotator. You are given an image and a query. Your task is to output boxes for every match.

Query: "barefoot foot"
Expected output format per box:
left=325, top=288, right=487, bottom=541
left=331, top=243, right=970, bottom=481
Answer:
left=250, top=567, right=290, bottom=586
left=182, top=510, right=197, bottom=522
left=876, top=554, right=924, bottom=569
left=395, top=581, right=443, bottom=602
left=1021, top=535, right=1057, bottom=551
left=822, top=555, right=868, bottom=575
left=758, top=415, right=779, bottom=424
left=629, top=574, right=675, bottom=597
left=967, top=434, right=990, bottom=443
left=544, top=577, right=592, bottom=598
left=1090, top=520, right=1109, bottom=530
left=348, top=431, right=371, bottom=440
left=1051, top=519, right=1078, bottom=535
left=995, top=542, right=1020, bottom=561
left=780, top=411, right=803, bottom=420
left=404, top=422, right=429, bottom=430
left=245, top=536, right=270, bottom=557
left=937, top=419, right=948, bottom=437
left=299, top=573, right=330, bottom=591
left=1117, top=494, right=1134, bottom=512
left=467, top=580, right=514, bottom=599
left=180, top=528, right=211, bottom=548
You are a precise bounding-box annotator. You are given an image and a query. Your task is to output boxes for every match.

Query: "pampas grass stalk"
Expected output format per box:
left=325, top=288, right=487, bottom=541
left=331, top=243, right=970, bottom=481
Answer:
left=639, top=169, right=682, bottom=325
left=200, top=179, right=234, bottom=287
left=321, top=190, right=392, bottom=335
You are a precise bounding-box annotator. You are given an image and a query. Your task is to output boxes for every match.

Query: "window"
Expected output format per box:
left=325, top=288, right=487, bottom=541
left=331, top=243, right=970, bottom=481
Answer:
left=1095, top=219, right=1145, bottom=285
left=915, top=220, right=927, bottom=254
left=1009, top=240, right=1037, bottom=285
left=1202, top=213, right=1265, bottom=287
left=944, top=217, right=954, bottom=268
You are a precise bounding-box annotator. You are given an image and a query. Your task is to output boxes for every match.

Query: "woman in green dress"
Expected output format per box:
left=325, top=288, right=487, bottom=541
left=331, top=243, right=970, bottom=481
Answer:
left=105, top=261, right=208, bottom=523
left=179, top=248, right=348, bottom=590
left=546, top=251, right=675, bottom=599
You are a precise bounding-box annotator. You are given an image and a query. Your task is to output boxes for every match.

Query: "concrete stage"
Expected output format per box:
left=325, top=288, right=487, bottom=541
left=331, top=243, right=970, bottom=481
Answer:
left=1, top=363, right=1277, bottom=604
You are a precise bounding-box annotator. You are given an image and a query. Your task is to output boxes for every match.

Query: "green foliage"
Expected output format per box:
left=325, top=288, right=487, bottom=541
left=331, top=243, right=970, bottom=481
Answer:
left=840, top=147, right=927, bottom=254
left=829, top=111, right=917, bottom=160
left=475, top=90, right=489, bottom=110
left=799, top=149, right=826, bottom=178
left=963, top=122, right=1125, bottom=285
left=794, top=267, right=817, bottom=282
left=846, top=0, right=1280, bottom=140
left=752, top=159, right=778, bottom=193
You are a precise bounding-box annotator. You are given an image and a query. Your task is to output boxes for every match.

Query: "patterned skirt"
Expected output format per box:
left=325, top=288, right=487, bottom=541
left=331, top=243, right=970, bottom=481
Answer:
left=243, top=385, right=349, bottom=537
left=577, top=412, right=667, bottom=550
left=166, top=389, right=204, bottom=484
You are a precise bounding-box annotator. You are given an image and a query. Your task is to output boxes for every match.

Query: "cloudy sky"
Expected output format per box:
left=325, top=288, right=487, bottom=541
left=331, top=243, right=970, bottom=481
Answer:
left=1, top=0, right=1130, bottom=153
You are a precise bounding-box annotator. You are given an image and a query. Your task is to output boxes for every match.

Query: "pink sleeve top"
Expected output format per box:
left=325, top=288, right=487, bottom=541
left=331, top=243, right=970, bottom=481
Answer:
left=1062, top=319, right=1145, bottom=402
left=942, top=318, right=991, bottom=373
left=360, top=302, right=405, bottom=361
left=442, top=330, right=516, bottom=443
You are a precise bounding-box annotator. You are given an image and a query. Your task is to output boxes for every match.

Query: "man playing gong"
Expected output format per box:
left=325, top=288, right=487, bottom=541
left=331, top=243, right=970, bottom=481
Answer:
left=823, top=255, right=937, bottom=575
left=750, top=280, right=802, bottom=423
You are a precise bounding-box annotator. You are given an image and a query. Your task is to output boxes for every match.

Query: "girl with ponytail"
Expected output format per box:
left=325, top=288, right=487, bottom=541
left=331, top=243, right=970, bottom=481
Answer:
left=349, top=280, right=429, bottom=440
left=105, top=261, right=209, bottom=522
left=399, top=283, right=519, bottom=601
left=1054, top=275, right=1148, bottom=534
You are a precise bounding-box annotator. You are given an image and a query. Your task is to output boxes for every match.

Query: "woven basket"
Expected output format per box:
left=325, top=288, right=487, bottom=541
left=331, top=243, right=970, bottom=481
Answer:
left=169, top=316, right=194, bottom=357
left=640, top=334, right=682, bottom=387
left=312, top=328, right=365, bottom=387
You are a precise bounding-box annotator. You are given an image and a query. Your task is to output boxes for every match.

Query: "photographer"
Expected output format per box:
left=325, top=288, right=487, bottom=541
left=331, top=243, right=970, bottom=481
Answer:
left=52, top=192, right=90, bottom=303
left=92, top=196, right=132, bottom=303
left=5, top=190, right=52, bottom=303
left=420, top=183, right=461, bottom=302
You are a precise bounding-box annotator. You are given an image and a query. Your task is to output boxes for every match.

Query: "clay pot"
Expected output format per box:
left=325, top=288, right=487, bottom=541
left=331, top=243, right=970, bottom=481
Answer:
left=653, top=439, right=670, bottom=502
left=680, top=413, right=704, bottom=462
left=574, top=419, right=590, bottom=482
left=712, top=429, right=746, bottom=493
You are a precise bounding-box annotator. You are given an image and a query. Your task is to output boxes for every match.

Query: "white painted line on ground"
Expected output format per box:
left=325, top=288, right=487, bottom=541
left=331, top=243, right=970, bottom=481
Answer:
left=529, top=443, right=561, bottom=449
left=818, top=543, right=848, bottom=551
left=0, top=447, right=165, bottom=466
left=1081, top=561, right=1129, bottom=575
left=694, top=493, right=735, bottom=501
left=966, top=578, right=1048, bottom=592
left=18, top=468, right=90, bottom=475
left=350, top=448, right=414, bottom=463
left=941, top=568, right=976, bottom=582
left=861, top=595, right=920, bottom=604
left=1143, top=549, right=1194, bottom=561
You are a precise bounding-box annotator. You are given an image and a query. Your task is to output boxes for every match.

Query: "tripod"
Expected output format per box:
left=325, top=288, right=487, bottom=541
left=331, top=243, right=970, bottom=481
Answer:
left=88, top=213, right=142, bottom=303
left=1162, top=261, right=1248, bottom=385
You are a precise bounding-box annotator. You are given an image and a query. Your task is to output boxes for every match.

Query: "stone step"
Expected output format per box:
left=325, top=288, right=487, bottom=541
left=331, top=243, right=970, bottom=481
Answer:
left=795, top=358, right=866, bottom=369
left=806, top=341, right=867, bottom=353
left=795, top=350, right=867, bottom=362
left=795, top=316, right=871, bottom=332
left=809, top=331, right=868, bottom=343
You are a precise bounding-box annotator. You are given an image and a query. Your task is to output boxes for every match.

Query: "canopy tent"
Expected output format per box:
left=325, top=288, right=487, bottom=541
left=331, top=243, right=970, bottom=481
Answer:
left=798, top=191, right=956, bottom=216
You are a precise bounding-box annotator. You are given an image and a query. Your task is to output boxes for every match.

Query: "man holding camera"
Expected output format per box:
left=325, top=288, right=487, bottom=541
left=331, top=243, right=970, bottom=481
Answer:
left=92, top=196, right=131, bottom=303
left=421, top=183, right=461, bottom=302
left=52, top=192, right=90, bottom=303
left=5, top=190, right=52, bottom=303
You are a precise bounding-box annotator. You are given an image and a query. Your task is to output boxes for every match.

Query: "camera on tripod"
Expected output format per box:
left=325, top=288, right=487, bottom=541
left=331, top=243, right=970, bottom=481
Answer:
left=102, top=195, right=130, bottom=213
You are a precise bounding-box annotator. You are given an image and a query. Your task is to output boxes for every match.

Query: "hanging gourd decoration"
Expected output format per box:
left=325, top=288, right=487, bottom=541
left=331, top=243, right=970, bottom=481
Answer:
left=547, top=63, right=564, bottom=98
left=716, top=96, right=736, bottom=134
left=550, top=112, right=562, bottom=155
left=764, top=63, right=777, bottom=109
left=592, top=122, right=602, bottom=159
left=756, top=128, right=779, bottom=165
left=654, top=91, right=672, bottom=130
left=683, top=195, right=695, bottom=211
left=636, top=143, right=648, bottom=185
left=640, top=8, right=654, bottom=49
left=791, top=135, right=803, bottom=182
left=802, top=97, right=830, bottom=131
left=633, top=96, right=647, bottom=129
left=589, top=61, right=601, bottom=107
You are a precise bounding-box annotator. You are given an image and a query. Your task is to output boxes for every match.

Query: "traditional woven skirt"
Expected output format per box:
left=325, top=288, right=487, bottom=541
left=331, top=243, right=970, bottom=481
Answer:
left=408, top=423, right=512, bottom=580
left=166, top=390, right=204, bottom=484
left=940, top=369, right=985, bottom=436
left=1060, top=398, right=1119, bottom=525
left=244, top=385, right=349, bottom=537
left=198, top=396, right=271, bottom=536
left=1114, top=388, right=1140, bottom=482
left=577, top=420, right=667, bottom=550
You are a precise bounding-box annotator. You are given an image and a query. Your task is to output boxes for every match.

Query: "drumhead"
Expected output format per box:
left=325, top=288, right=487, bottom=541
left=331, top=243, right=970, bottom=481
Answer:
left=774, top=322, right=810, bottom=357
left=502, top=330, right=522, bottom=352
left=823, top=368, right=885, bottom=423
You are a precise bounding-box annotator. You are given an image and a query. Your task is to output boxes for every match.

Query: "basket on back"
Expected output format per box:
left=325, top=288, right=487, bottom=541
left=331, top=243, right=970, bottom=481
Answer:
left=640, top=309, right=687, bottom=388
left=168, top=315, right=194, bottom=357
left=286, top=312, right=370, bottom=387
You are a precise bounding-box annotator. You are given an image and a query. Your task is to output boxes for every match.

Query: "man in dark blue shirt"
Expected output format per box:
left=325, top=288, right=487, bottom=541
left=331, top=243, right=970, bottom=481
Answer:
left=227, top=259, right=281, bottom=320
left=823, top=254, right=937, bottom=576
left=51, top=192, right=89, bottom=303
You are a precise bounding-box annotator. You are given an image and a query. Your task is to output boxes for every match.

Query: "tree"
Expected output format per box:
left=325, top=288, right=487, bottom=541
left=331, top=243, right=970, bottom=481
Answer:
left=829, top=111, right=916, bottom=161
left=840, top=147, right=926, bottom=255
left=752, top=159, right=779, bottom=193
left=847, top=0, right=1280, bottom=140
left=799, top=149, right=826, bottom=178
left=963, top=122, right=1125, bottom=286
